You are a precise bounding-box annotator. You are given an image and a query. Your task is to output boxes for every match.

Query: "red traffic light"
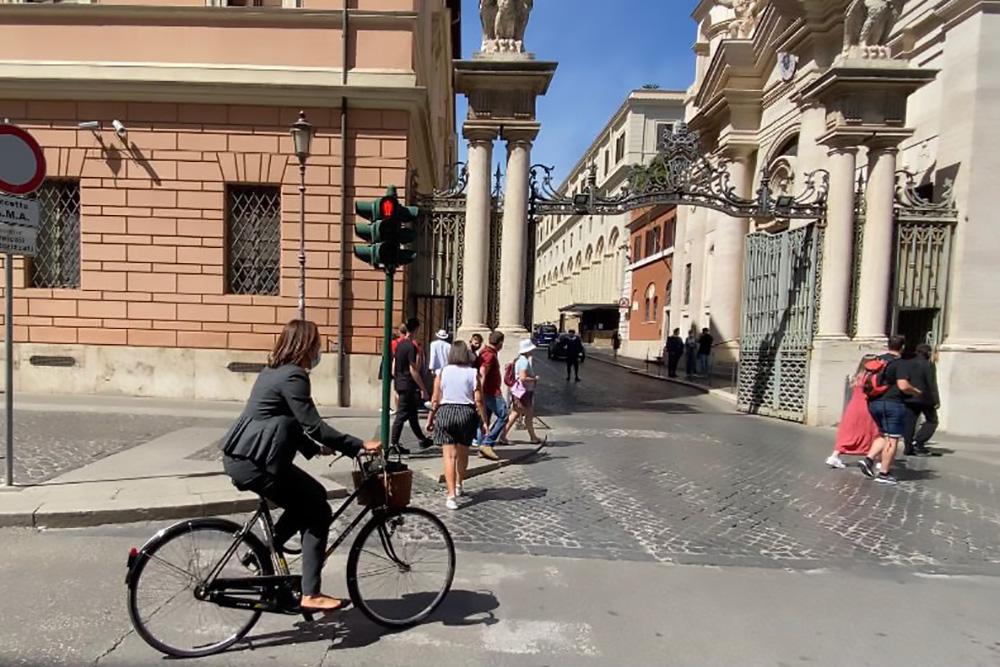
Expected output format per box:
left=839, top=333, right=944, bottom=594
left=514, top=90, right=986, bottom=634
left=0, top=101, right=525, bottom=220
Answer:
left=380, top=197, right=397, bottom=219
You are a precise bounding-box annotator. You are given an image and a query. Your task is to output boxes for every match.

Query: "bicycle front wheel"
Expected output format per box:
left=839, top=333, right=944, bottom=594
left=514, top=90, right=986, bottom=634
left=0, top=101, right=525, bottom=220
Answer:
left=346, top=507, right=455, bottom=627
left=126, top=518, right=273, bottom=658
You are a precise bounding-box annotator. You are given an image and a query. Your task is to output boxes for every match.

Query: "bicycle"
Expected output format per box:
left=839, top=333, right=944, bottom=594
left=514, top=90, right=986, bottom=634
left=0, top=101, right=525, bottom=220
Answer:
left=124, top=451, right=455, bottom=658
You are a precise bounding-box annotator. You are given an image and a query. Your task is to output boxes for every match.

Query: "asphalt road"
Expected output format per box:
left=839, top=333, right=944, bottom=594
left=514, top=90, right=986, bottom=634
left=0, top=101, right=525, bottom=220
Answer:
left=2, top=356, right=999, bottom=666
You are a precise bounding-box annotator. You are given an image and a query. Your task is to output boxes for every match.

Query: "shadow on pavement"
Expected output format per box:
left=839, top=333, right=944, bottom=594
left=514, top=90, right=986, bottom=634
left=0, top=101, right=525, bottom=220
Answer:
left=461, top=486, right=548, bottom=508
left=227, top=589, right=500, bottom=654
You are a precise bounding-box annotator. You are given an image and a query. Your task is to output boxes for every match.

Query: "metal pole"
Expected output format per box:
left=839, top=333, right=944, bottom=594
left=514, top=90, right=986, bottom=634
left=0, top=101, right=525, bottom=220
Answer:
left=380, top=267, right=394, bottom=448
left=298, top=160, right=306, bottom=321
left=5, top=253, right=13, bottom=486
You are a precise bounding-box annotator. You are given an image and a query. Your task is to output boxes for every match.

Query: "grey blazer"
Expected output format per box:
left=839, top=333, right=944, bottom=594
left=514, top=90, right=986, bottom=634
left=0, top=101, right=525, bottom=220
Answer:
left=219, top=364, right=362, bottom=475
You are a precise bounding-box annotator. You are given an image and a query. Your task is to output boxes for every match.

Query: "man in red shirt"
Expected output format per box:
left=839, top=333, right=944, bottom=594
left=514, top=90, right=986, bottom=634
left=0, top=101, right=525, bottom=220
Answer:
left=477, top=331, right=507, bottom=460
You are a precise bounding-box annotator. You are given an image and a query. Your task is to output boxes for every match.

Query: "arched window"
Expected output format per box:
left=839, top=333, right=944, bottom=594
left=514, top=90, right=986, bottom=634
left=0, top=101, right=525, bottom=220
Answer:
left=644, top=283, right=656, bottom=322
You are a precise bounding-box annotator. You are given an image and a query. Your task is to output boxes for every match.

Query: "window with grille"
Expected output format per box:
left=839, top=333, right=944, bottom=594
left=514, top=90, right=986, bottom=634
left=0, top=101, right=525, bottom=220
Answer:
left=603, top=149, right=610, bottom=177
left=226, top=185, right=281, bottom=296
left=615, top=133, right=626, bottom=163
left=31, top=180, right=81, bottom=289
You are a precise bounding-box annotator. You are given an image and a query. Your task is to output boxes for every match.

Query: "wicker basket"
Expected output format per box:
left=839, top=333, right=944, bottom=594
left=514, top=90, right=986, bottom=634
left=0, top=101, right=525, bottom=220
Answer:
left=351, top=467, right=412, bottom=508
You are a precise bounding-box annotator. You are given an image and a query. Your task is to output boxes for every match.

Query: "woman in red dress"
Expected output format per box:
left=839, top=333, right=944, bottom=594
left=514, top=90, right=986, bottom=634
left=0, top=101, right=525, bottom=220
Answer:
left=826, top=357, right=882, bottom=469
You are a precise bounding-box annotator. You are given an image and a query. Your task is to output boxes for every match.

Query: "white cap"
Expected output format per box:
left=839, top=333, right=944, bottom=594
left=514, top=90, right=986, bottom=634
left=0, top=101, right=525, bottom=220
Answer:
left=518, top=339, right=537, bottom=355
left=435, top=329, right=448, bottom=340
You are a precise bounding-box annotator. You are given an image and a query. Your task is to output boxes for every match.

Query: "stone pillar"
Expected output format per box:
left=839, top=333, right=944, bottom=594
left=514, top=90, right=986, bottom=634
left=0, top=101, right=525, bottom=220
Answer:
left=854, top=146, right=898, bottom=339
left=816, top=146, right=858, bottom=337
left=710, top=156, right=752, bottom=352
left=458, top=127, right=496, bottom=336
left=497, top=131, right=535, bottom=335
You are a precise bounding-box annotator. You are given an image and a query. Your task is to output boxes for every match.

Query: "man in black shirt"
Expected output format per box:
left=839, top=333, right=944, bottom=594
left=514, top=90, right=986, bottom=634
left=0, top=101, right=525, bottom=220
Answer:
left=902, top=343, right=940, bottom=456
left=665, top=328, right=684, bottom=378
left=696, top=328, right=714, bottom=377
left=390, top=317, right=432, bottom=455
left=564, top=330, right=585, bottom=382
left=858, top=335, right=922, bottom=485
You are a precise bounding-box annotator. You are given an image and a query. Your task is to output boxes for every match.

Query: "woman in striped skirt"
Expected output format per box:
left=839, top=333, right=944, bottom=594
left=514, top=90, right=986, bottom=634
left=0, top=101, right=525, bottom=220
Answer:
left=426, top=340, right=488, bottom=510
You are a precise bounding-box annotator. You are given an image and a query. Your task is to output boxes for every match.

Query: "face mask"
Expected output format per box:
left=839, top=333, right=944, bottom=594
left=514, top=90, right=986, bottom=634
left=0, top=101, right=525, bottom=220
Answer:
left=311, top=350, right=322, bottom=369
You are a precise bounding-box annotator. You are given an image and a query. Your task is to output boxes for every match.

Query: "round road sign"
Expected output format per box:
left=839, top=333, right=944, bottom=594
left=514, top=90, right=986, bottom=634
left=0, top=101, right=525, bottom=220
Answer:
left=0, top=124, right=46, bottom=196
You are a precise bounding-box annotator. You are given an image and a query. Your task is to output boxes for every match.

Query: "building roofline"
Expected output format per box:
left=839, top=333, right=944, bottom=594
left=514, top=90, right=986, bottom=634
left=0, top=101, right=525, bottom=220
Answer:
left=556, top=88, right=686, bottom=192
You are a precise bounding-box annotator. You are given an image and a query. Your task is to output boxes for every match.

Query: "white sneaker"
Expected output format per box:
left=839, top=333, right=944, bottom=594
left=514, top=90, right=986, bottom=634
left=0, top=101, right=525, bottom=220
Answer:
left=445, top=496, right=458, bottom=510
left=875, top=462, right=882, bottom=473
left=825, top=454, right=846, bottom=469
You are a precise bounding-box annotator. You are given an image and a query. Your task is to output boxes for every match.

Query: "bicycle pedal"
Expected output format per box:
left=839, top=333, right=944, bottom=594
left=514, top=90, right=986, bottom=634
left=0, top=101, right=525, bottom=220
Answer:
left=239, top=552, right=260, bottom=573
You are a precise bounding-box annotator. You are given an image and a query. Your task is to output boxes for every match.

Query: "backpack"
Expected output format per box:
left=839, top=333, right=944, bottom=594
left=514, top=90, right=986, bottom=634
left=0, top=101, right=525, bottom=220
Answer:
left=860, top=356, right=891, bottom=399
left=503, top=361, right=516, bottom=388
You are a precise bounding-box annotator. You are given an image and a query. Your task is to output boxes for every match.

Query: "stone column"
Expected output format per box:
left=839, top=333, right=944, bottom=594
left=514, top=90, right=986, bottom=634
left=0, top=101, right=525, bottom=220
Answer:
left=497, top=130, right=536, bottom=335
left=816, top=146, right=858, bottom=337
left=854, top=146, right=898, bottom=339
left=710, top=155, right=752, bottom=350
left=458, top=127, right=496, bottom=336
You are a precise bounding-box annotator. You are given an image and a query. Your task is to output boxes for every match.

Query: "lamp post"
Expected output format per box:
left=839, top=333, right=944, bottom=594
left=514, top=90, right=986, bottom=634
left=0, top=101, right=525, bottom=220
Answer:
left=290, top=110, right=314, bottom=321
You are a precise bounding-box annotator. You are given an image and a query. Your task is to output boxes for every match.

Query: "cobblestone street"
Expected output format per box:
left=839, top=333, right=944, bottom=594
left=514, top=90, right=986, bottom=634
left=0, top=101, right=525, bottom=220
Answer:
left=411, top=356, right=1000, bottom=574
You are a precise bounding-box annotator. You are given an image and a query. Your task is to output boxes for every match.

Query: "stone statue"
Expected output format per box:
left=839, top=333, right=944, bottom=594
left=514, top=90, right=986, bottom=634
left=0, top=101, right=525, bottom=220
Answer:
left=718, top=0, right=764, bottom=39
left=843, top=0, right=905, bottom=59
left=480, top=0, right=533, bottom=54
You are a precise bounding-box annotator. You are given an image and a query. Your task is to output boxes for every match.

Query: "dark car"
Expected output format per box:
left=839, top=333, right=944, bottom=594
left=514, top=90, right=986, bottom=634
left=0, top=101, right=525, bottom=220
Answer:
left=531, top=324, right=558, bottom=348
left=548, top=333, right=586, bottom=361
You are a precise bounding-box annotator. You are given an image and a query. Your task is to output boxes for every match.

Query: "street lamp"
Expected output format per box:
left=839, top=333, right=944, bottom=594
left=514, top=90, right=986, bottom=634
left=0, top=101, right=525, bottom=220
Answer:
left=290, top=110, right=314, bottom=321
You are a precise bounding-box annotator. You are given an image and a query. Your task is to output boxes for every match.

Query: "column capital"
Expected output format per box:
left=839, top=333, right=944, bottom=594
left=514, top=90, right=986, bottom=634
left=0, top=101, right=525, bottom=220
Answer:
left=501, top=124, right=539, bottom=146
left=463, top=124, right=498, bottom=145
left=826, top=144, right=859, bottom=158
left=865, top=143, right=901, bottom=157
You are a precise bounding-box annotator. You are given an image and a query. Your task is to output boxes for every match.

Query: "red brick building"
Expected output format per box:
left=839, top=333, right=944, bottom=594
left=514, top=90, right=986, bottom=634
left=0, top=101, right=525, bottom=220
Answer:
left=624, top=206, right=675, bottom=359
left=0, top=0, right=460, bottom=407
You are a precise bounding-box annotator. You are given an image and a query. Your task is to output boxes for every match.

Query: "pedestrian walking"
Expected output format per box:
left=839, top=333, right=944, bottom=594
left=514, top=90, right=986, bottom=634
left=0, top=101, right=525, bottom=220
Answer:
left=469, top=333, right=484, bottom=358
left=857, top=335, right=923, bottom=485
left=477, top=331, right=507, bottom=461
left=902, top=343, right=939, bottom=456
left=825, top=356, right=881, bottom=469
left=220, top=319, right=381, bottom=613
left=611, top=330, right=622, bottom=360
left=697, top=328, right=714, bottom=378
left=563, top=329, right=584, bottom=382
left=665, top=328, right=684, bottom=378
left=426, top=341, right=488, bottom=510
left=389, top=317, right=433, bottom=455
left=428, top=329, right=450, bottom=377
left=684, top=330, right=698, bottom=377
left=499, top=339, right=543, bottom=444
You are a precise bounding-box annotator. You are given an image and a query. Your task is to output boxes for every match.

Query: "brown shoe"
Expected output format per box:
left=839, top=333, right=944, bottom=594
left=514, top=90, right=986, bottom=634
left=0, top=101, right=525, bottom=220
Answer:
left=479, top=445, right=500, bottom=461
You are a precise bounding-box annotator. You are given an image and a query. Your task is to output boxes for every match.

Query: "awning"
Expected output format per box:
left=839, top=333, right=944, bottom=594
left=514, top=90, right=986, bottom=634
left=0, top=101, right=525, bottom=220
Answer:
left=558, top=303, right=618, bottom=313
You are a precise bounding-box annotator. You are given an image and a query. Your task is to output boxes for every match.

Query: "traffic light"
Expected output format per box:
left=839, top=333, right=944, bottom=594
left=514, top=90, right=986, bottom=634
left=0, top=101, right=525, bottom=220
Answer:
left=353, top=185, right=419, bottom=270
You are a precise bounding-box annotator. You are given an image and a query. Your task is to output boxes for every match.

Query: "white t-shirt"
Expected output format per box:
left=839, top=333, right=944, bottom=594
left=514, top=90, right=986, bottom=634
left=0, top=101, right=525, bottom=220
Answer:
left=429, top=339, right=450, bottom=375
left=440, top=365, right=477, bottom=405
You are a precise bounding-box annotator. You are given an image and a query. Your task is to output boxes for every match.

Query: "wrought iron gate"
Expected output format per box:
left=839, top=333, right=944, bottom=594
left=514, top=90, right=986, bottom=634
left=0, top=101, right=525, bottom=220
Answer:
left=737, top=223, right=822, bottom=422
left=412, top=164, right=505, bottom=335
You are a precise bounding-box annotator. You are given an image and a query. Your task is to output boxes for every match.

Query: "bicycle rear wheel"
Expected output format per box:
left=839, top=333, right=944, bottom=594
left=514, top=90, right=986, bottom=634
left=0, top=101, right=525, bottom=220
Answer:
left=126, top=518, right=273, bottom=658
left=346, top=507, right=455, bottom=627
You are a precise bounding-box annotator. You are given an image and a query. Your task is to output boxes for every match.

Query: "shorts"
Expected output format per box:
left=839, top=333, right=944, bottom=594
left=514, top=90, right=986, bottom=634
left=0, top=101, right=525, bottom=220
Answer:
left=868, top=400, right=907, bottom=438
left=432, top=404, right=479, bottom=446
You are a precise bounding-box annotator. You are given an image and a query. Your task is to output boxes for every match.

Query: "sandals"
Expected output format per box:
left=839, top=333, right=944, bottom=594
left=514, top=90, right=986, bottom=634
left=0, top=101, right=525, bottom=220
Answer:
left=300, top=596, right=350, bottom=614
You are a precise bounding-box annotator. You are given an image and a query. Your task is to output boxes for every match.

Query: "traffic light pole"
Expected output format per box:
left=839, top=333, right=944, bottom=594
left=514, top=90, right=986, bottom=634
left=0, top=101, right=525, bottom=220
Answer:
left=380, top=266, right=395, bottom=449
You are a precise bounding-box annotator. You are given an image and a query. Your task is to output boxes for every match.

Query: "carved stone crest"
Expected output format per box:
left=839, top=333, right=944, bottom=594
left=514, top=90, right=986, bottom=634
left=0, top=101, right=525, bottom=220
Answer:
left=843, top=0, right=905, bottom=59
left=480, top=0, right=533, bottom=55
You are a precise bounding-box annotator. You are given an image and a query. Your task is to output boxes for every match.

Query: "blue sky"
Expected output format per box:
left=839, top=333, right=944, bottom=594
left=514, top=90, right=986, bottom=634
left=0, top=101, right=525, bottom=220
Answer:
left=456, top=0, right=698, bottom=185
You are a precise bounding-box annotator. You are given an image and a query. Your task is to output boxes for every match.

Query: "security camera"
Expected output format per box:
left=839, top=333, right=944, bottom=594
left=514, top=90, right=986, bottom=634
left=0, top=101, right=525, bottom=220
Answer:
left=111, top=119, right=127, bottom=139
left=78, top=120, right=101, bottom=130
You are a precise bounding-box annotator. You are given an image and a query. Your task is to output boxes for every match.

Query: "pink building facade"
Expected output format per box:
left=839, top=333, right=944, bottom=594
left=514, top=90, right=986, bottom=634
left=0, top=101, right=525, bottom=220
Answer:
left=0, top=0, right=460, bottom=406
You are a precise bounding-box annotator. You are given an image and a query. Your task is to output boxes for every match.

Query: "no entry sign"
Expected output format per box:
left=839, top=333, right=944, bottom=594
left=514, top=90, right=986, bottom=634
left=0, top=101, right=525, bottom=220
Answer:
left=0, top=124, right=46, bottom=195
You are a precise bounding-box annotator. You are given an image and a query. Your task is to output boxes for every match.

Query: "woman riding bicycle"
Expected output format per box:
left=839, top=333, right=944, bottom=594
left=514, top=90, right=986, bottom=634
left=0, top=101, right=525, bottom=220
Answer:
left=220, top=319, right=380, bottom=613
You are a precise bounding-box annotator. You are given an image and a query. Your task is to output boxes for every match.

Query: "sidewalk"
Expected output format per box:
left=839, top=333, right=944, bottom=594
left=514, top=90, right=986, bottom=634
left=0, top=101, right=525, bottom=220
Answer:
left=586, top=348, right=738, bottom=404
left=0, top=393, right=545, bottom=528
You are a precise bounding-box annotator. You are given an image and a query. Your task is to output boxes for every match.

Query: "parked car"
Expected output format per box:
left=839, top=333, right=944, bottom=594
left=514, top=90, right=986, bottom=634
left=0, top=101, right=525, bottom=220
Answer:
left=531, top=324, right=558, bottom=348
left=547, top=333, right=586, bottom=362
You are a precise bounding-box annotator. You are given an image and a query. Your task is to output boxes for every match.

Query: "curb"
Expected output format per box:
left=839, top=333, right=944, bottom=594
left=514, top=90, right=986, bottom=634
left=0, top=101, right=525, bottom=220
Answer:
left=435, top=440, right=548, bottom=485
left=2, top=487, right=349, bottom=530
left=588, top=354, right=738, bottom=404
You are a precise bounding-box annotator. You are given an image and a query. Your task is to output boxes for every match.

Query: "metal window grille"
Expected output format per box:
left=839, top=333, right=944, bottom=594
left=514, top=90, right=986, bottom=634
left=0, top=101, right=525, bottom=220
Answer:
left=226, top=185, right=281, bottom=296
left=31, top=180, right=81, bottom=289
left=683, top=263, right=692, bottom=305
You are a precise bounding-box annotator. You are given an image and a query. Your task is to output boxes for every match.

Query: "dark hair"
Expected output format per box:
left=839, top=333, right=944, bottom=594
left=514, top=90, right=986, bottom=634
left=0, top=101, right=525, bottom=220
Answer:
left=888, top=334, right=906, bottom=352
left=489, top=331, right=505, bottom=346
left=269, top=320, right=320, bottom=369
left=915, top=343, right=933, bottom=359
left=405, top=317, right=420, bottom=333
left=673, top=328, right=680, bottom=335
left=470, top=333, right=483, bottom=344
left=448, top=340, right=475, bottom=366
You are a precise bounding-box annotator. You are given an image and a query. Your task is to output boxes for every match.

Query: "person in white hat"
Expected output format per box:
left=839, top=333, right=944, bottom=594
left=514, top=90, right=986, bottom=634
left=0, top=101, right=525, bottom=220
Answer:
left=428, top=329, right=451, bottom=377
left=498, top=339, right=542, bottom=444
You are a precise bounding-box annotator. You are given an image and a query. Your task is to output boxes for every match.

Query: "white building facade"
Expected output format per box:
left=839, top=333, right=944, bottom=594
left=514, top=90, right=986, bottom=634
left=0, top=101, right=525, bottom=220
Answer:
left=672, top=0, right=999, bottom=436
left=533, top=90, right=685, bottom=342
